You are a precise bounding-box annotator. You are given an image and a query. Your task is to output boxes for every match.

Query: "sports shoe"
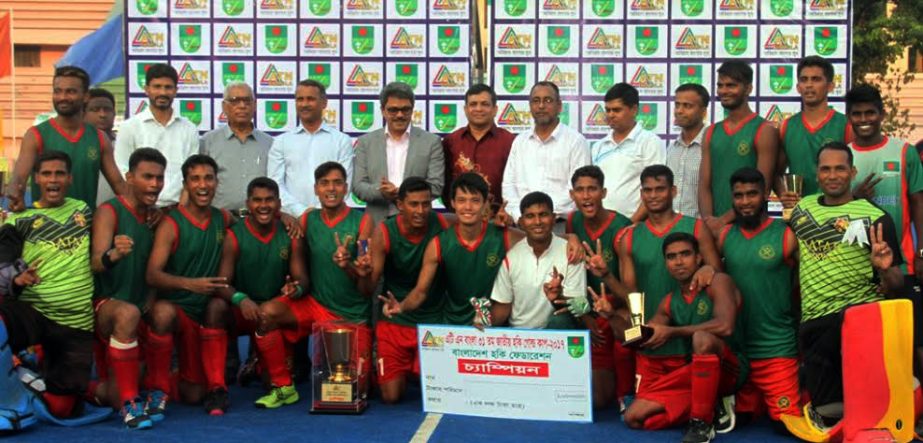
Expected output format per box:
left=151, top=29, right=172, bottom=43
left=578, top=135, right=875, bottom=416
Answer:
left=120, top=398, right=153, bottom=430
left=714, top=394, right=736, bottom=434
left=237, top=354, right=261, bottom=387
left=144, top=390, right=168, bottom=422
left=254, top=385, right=300, bottom=409
left=682, top=418, right=716, bottom=443
left=804, top=403, right=837, bottom=433
left=204, top=387, right=229, bottom=416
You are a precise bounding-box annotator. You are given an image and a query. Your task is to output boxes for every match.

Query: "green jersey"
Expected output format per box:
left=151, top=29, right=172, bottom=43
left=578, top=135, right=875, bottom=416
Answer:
left=30, top=120, right=105, bottom=208
left=720, top=219, right=797, bottom=359
left=791, top=195, right=899, bottom=322
left=302, top=208, right=370, bottom=323
left=850, top=136, right=923, bottom=274
left=706, top=114, right=769, bottom=216
left=161, top=205, right=229, bottom=323
left=381, top=212, right=448, bottom=326
left=229, top=219, right=291, bottom=304
left=566, top=210, right=631, bottom=290
left=781, top=110, right=851, bottom=196
left=624, top=214, right=701, bottom=356
left=96, top=196, right=154, bottom=309
left=437, top=221, right=508, bottom=325
left=5, top=198, right=94, bottom=331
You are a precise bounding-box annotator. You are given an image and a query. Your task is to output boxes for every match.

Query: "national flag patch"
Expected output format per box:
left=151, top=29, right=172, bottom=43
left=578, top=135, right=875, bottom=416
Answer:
left=884, top=160, right=900, bottom=172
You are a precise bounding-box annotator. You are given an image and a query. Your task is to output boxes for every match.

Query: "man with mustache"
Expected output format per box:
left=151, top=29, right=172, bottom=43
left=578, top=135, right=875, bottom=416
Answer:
left=114, top=63, right=199, bottom=207
left=7, top=66, right=125, bottom=211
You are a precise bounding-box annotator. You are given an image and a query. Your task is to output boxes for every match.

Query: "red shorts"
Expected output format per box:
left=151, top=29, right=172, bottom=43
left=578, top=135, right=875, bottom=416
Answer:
left=231, top=306, right=259, bottom=336
left=375, top=321, right=419, bottom=384
left=92, top=298, right=149, bottom=383
left=735, top=357, right=801, bottom=420
left=282, top=296, right=372, bottom=377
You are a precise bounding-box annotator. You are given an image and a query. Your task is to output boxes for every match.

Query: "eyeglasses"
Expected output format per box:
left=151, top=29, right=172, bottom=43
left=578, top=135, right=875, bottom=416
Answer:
left=225, top=96, right=254, bottom=106
left=385, top=106, right=414, bottom=115
left=530, top=97, right=557, bottom=105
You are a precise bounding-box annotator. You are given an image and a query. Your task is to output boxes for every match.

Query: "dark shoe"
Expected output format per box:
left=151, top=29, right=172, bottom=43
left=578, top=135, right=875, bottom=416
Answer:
left=682, top=418, right=715, bottom=443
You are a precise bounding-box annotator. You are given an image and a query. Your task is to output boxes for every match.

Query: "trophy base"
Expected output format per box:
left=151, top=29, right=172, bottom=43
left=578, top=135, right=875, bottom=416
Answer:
left=310, top=399, right=368, bottom=415
left=310, top=380, right=368, bottom=415
left=623, top=325, right=653, bottom=348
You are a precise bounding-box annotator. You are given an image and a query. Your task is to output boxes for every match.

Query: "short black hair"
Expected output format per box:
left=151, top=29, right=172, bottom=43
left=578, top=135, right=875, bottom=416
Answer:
left=450, top=172, right=489, bottom=201
left=675, top=83, right=710, bottom=107
left=297, top=79, right=327, bottom=99
left=729, top=167, right=765, bottom=191
left=34, top=151, right=72, bottom=174
left=845, top=83, right=884, bottom=114
left=129, top=148, right=167, bottom=172
left=797, top=55, right=835, bottom=83
left=520, top=191, right=553, bottom=215
left=571, top=165, right=605, bottom=187
left=717, top=60, right=753, bottom=85
left=247, top=177, right=279, bottom=198
left=181, top=154, right=218, bottom=181
left=380, top=82, right=415, bottom=107
left=640, top=164, right=674, bottom=187
left=817, top=140, right=854, bottom=166
left=530, top=81, right=560, bottom=102
left=465, top=83, right=497, bottom=106
left=662, top=232, right=699, bottom=255
left=145, top=63, right=178, bottom=87
left=314, top=161, right=347, bottom=181
left=604, top=83, right=639, bottom=107
left=87, top=88, right=116, bottom=108
left=54, top=65, right=91, bottom=92
left=398, top=176, right=432, bottom=200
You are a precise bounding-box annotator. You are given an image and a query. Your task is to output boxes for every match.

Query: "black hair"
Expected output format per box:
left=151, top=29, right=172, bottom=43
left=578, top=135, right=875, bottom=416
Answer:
left=54, top=65, right=91, bottom=92
left=845, top=83, right=884, bottom=114
left=34, top=151, right=72, bottom=174
left=128, top=148, right=167, bottom=172
left=675, top=83, right=710, bottom=107
left=465, top=83, right=497, bottom=106
left=571, top=165, right=605, bottom=187
left=297, top=79, right=327, bottom=99
left=87, top=88, right=115, bottom=107
left=662, top=232, right=699, bottom=255
left=398, top=176, right=432, bottom=200
left=450, top=172, right=489, bottom=201
left=247, top=177, right=280, bottom=198
left=797, top=55, right=835, bottom=83
left=640, top=164, right=674, bottom=187
left=530, top=81, right=560, bottom=102
left=717, top=60, right=753, bottom=85
left=816, top=140, right=854, bottom=166
left=380, top=82, right=415, bottom=107
left=314, top=161, right=347, bottom=181
left=181, top=154, right=218, bottom=181
left=145, top=63, right=178, bottom=87
left=520, top=191, right=554, bottom=215
left=729, top=167, right=765, bottom=191
left=604, top=82, right=639, bottom=107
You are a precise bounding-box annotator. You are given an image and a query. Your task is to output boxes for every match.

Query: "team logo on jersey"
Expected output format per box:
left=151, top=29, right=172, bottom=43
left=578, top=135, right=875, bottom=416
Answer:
left=681, top=0, right=703, bottom=16
left=31, top=218, right=44, bottom=230
left=136, top=0, right=159, bottom=15
left=635, top=27, right=658, bottom=55
left=73, top=212, right=87, bottom=228
left=592, top=0, right=615, bottom=16
left=737, top=141, right=751, bottom=156
left=309, top=0, right=331, bottom=15
left=504, top=0, right=527, bottom=16
left=395, top=64, right=419, bottom=89
left=637, top=104, right=658, bottom=131
left=351, top=101, right=374, bottom=130
left=547, top=26, right=570, bottom=55
left=222, top=63, right=245, bottom=86
left=279, top=246, right=290, bottom=260
left=679, top=65, right=703, bottom=85
left=137, top=62, right=155, bottom=88
left=503, top=64, right=526, bottom=93
left=434, top=104, right=458, bottom=132
left=814, top=27, right=838, bottom=55
left=770, top=0, right=793, bottom=16
left=777, top=396, right=791, bottom=409
left=303, top=27, right=338, bottom=50
left=217, top=230, right=225, bottom=244
left=395, top=0, right=418, bottom=16
left=567, top=336, right=585, bottom=358
left=769, top=65, right=794, bottom=94
left=218, top=26, right=251, bottom=49
left=223, top=0, right=245, bottom=15
left=759, top=244, right=776, bottom=260
left=696, top=299, right=708, bottom=316
left=259, top=64, right=294, bottom=87
left=178, top=25, right=202, bottom=53
left=602, top=249, right=614, bottom=263
left=543, top=65, right=577, bottom=89
left=87, top=148, right=99, bottom=161
left=833, top=217, right=849, bottom=233
left=265, top=101, right=288, bottom=129
left=437, top=26, right=461, bottom=55
left=724, top=27, right=748, bottom=55
left=307, top=63, right=331, bottom=88
left=351, top=26, right=374, bottom=54
left=764, top=28, right=799, bottom=50
left=590, top=64, right=615, bottom=94
left=265, top=26, right=288, bottom=54
left=180, top=100, right=202, bottom=125
left=390, top=27, right=423, bottom=50
left=486, top=253, right=500, bottom=267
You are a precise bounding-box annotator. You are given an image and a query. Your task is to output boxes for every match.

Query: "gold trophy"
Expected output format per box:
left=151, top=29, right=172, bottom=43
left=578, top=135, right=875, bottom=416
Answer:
left=780, top=174, right=803, bottom=221
left=623, top=292, right=653, bottom=347
left=311, top=321, right=368, bottom=414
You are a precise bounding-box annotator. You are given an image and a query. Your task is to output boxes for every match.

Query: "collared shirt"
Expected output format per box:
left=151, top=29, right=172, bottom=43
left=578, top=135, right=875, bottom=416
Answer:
left=200, top=125, right=274, bottom=210
left=502, top=123, right=590, bottom=220
left=666, top=127, right=705, bottom=218
left=442, top=124, right=515, bottom=212
left=385, top=126, right=411, bottom=187
left=591, top=123, right=666, bottom=217
left=268, top=122, right=353, bottom=216
left=114, top=107, right=199, bottom=206
left=490, top=236, right=586, bottom=329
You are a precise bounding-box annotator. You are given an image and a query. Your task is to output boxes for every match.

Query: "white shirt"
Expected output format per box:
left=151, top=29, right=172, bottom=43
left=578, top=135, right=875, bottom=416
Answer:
left=386, top=126, right=411, bottom=186
left=666, top=127, right=705, bottom=218
left=490, top=236, right=587, bottom=329
left=591, top=123, right=666, bottom=217
left=502, top=123, right=591, bottom=220
left=114, top=107, right=199, bottom=206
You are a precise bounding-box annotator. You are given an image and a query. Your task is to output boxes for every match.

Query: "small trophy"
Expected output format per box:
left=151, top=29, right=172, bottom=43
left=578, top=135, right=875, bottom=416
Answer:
left=310, top=321, right=368, bottom=414
left=780, top=174, right=803, bottom=221
left=623, top=292, right=653, bottom=347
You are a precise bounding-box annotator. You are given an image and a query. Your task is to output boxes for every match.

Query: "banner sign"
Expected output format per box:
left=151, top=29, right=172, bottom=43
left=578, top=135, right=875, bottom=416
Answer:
left=418, top=325, right=593, bottom=423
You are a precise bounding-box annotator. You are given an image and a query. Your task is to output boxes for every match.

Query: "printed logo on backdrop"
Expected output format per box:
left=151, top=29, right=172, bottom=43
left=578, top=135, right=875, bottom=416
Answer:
left=173, top=23, right=211, bottom=56
left=171, top=0, right=209, bottom=17
left=264, top=101, right=289, bottom=130
left=628, top=25, right=667, bottom=58
left=300, top=0, right=340, bottom=18
left=307, top=63, right=332, bottom=89
left=392, top=63, right=424, bottom=92
left=350, top=101, right=375, bottom=131
left=671, top=26, right=711, bottom=58
left=496, top=25, right=536, bottom=58
left=392, top=0, right=420, bottom=17
left=560, top=102, right=577, bottom=127
left=387, top=25, right=426, bottom=58
left=540, top=25, right=578, bottom=58
left=583, top=0, right=620, bottom=19
left=581, top=103, right=609, bottom=135
left=301, top=62, right=341, bottom=95
left=585, top=64, right=619, bottom=95
left=436, top=26, right=461, bottom=56
left=217, top=0, right=251, bottom=18
left=765, top=0, right=794, bottom=17
left=132, top=0, right=165, bottom=17
left=637, top=103, right=666, bottom=134
left=675, top=0, right=707, bottom=18
left=716, top=0, right=756, bottom=19
left=539, top=0, right=579, bottom=19
left=765, top=64, right=796, bottom=96
left=500, top=0, right=532, bottom=18
left=133, top=99, right=149, bottom=115
left=679, top=64, right=703, bottom=85
left=430, top=63, right=468, bottom=95
left=213, top=98, right=228, bottom=126
left=175, top=61, right=210, bottom=93
left=627, top=0, right=667, bottom=19
left=345, top=0, right=383, bottom=19
left=807, top=26, right=846, bottom=58
left=257, top=0, right=296, bottom=18
left=760, top=102, right=800, bottom=128
left=179, top=99, right=203, bottom=126
left=831, top=64, right=848, bottom=97
left=259, top=24, right=295, bottom=56
left=582, top=26, right=623, bottom=58
left=215, top=24, right=253, bottom=56
left=257, top=61, right=295, bottom=94
left=179, top=24, right=201, bottom=53
left=346, top=25, right=383, bottom=57
left=433, top=103, right=458, bottom=133
left=431, top=0, right=469, bottom=19
left=129, top=23, right=167, bottom=56
left=496, top=63, right=534, bottom=96
left=496, top=102, right=533, bottom=133
left=323, top=99, right=340, bottom=129
left=301, top=24, right=340, bottom=57
left=221, top=62, right=246, bottom=86
left=343, top=62, right=383, bottom=95
left=628, top=64, right=667, bottom=96
left=761, top=25, right=802, bottom=58
left=670, top=63, right=711, bottom=93
left=541, top=64, right=578, bottom=96
left=133, top=62, right=156, bottom=91
left=411, top=101, right=427, bottom=130
left=806, top=0, right=848, bottom=19
left=716, top=25, right=756, bottom=58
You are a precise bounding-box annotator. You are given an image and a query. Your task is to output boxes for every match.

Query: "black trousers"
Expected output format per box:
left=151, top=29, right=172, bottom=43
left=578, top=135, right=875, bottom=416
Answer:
left=799, top=312, right=844, bottom=408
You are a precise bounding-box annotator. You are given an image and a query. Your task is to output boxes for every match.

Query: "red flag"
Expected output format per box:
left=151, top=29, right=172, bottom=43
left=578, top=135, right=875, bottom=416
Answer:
left=0, top=12, right=10, bottom=79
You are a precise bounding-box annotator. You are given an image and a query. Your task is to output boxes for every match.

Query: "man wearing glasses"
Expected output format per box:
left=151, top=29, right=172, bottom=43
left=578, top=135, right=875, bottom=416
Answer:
left=352, top=82, right=445, bottom=223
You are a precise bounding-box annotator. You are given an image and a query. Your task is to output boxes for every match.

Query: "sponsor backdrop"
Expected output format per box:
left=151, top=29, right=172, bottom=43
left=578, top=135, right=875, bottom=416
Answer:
left=491, top=0, right=851, bottom=140
left=124, top=0, right=471, bottom=138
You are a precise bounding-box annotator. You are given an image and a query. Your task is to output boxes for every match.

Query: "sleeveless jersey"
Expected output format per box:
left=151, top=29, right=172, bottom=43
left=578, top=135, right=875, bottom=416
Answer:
left=382, top=212, right=448, bottom=326
left=437, top=221, right=508, bottom=325
left=96, top=196, right=154, bottom=309
left=30, top=120, right=104, bottom=208
left=721, top=219, right=797, bottom=359
left=161, top=205, right=228, bottom=323
left=303, top=208, right=370, bottom=322
left=567, top=210, right=631, bottom=291
left=229, top=219, right=291, bottom=304
left=624, top=214, right=700, bottom=356
left=706, top=114, right=768, bottom=216
left=781, top=110, right=850, bottom=196
left=851, top=136, right=923, bottom=273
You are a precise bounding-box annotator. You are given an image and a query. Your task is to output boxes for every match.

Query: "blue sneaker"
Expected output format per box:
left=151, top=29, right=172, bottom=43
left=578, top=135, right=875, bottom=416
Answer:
left=144, top=390, right=168, bottom=422
left=121, top=398, right=152, bottom=430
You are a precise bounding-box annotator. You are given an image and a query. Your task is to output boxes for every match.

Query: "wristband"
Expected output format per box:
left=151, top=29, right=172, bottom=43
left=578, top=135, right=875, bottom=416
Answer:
left=101, top=249, right=117, bottom=270
left=231, top=292, right=248, bottom=306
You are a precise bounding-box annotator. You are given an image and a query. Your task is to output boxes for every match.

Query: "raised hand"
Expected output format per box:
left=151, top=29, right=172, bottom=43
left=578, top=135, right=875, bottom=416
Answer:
left=280, top=275, right=301, bottom=298
left=854, top=173, right=882, bottom=200
left=379, top=177, right=399, bottom=201
left=543, top=266, right=564, bottom=302
left=493, top=200, right=514, bottom=227
left=379, top=291, right=402, bottom=318
left=332, top=232, right=354, bottom=269
left=869, top=222, right=893, bottom=270
left=588, top=283, right=613, bottom=319
left=353, top=240, right=372, bottom=277
left=689, top=264, right=716, bottom=294
left=281, top=213, right=304, bottom=239
left=564, top=234, right=585, bottom=264
left=582, top=239, right=610, bottom=278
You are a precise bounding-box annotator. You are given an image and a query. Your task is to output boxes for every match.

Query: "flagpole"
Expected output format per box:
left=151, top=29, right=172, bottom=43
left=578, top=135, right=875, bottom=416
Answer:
left=8, top=8, right=15, bottom=154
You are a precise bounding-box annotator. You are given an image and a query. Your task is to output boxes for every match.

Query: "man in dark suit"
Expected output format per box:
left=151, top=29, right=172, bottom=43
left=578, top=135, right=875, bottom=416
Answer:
left=352, top=82, right=445, bottom=223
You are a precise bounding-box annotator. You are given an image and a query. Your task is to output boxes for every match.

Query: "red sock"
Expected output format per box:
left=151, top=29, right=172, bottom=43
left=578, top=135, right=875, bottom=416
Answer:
left=613, top=341, right=636, bottom=398
left=143, top=332, right=173, bottom=393
left=108, top=340, right=140, bottom=403
left=200, top=327, right=228, bottom=391
left=255, top=330, right=292, bottom=387
left=690, top=354, right=721, bottom=422
left=42, top=392, right=77, bottom=418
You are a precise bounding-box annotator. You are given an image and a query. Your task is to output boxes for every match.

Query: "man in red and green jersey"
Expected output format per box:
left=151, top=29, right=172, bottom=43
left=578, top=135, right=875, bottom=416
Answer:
left=146, top=155, right=234, bottom=417
left=359, top=177, right=450, bottom=404
left=7, top=66, right=125, bottom=211
left=90, top=148, right=166, bottom=429
left=566, top=165, right=633, bottom=409
left=719, top=167, right=800, bottom=428
left=699, top=61, right=778, bottom=236
left=257, top=161, right=374, bottom=400
left=213, top=177, right=308, bottom=410
left=777, top=56, right=853, bottom=206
